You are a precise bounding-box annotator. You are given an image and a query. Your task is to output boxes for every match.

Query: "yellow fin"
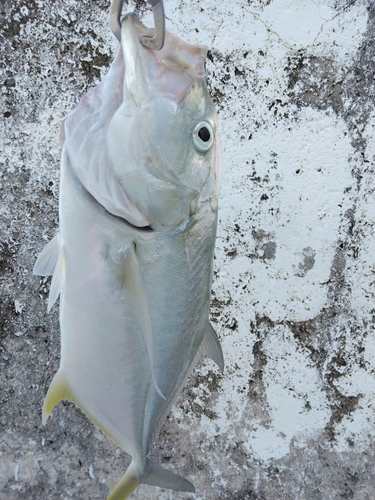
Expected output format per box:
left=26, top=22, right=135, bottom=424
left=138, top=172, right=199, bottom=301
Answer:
left=42, top=371, right=73, bottom=425
left=107, top=465, right=142, bottom=500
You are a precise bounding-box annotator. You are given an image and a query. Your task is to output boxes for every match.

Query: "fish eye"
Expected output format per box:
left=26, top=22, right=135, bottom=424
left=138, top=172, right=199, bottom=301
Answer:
left=193, top=121, right=214, bottom=152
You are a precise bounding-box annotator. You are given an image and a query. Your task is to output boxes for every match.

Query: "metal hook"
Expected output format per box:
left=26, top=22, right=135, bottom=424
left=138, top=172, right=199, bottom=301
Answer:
left=109, top=0, right=165, bottom=51
left=140, top=0, right=165, bottom=51
left=109, top=0, right=123, bottom=42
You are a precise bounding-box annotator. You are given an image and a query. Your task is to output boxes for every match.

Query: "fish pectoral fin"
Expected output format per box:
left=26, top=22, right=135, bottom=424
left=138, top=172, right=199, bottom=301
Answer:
left=107, top=459, right=195, bottom=500
left=33, top=234, right=61, bottom=276
left=42, top=370, right=73, bottom=425
left=117, top=243, right=165, bottom=400
left=200, top=322, right=224, bottom=372
left=47, top=246, right=65, bottom=313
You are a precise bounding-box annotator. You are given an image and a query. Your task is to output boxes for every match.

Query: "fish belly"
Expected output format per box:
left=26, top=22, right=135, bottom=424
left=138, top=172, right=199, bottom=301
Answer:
left=57, top=149, right=217, bottom=462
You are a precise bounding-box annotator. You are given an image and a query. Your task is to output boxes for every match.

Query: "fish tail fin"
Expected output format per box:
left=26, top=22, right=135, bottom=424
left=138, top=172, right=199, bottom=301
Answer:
left=143, top=459, right=195, bottom=492
left=107, top=459, right=195, bottom=500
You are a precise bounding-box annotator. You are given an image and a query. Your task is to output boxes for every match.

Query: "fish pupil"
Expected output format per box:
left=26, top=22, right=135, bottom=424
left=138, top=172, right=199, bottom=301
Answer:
left=198, top=126, right=210, bottom=142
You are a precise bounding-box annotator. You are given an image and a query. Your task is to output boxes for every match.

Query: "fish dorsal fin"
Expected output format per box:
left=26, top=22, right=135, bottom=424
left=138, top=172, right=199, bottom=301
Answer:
left=33, top=234, right=65, bottom=313
left=199, top=322, right=224, bottom=372
left=117, top=243, right=165, bottom=400
left=33, top=234, right=60, bottom=276
left=149, top=322, right=224, bottom=449
left=42, top=370, right=73, bottom=425
left=47, top=247, right=65, bottom=313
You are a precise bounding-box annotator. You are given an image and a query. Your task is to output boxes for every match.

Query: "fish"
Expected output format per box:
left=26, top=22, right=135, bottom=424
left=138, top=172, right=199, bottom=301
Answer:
left=33, top=10, right=222, bottom=500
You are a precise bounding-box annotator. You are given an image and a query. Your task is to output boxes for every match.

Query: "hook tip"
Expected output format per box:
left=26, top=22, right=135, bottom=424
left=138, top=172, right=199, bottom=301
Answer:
left=140, top=0, right=165, bottom=51
left=108, top=0, right=165, bottom=50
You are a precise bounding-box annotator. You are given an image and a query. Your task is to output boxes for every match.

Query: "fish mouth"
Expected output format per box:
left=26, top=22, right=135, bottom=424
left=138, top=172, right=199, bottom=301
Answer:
left=120, top=12, right=207, bottom=104
left=88, top=178, right=154, bottom=233
left=68, top=154, right=155, bottom=233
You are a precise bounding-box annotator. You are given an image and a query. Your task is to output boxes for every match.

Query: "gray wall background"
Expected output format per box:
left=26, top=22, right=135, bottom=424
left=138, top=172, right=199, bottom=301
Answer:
left=1, top=0, right=374, bottom=498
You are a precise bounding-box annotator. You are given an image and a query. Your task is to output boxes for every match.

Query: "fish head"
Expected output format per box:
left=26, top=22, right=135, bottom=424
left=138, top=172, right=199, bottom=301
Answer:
left=107, top=13, right=220, bottom=231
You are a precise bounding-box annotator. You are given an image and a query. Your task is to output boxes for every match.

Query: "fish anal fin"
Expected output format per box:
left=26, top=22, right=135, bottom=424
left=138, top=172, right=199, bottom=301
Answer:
left=33, top=234, right=60, bottom=276
left=106, top=459, right=194, bottom=500
left=200, top=322, right=224, bottom=372
left=42, top=370, right=73, bottom=425
left=47, top=247, right=65, bottom=313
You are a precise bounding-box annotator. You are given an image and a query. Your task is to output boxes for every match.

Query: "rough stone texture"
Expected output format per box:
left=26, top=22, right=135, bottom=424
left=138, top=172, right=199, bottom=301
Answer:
left=0, top=0, right=374, bottom=499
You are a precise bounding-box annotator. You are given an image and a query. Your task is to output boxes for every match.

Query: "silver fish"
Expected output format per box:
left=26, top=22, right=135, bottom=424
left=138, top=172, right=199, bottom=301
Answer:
left=34, top=11, right=222, bottom=500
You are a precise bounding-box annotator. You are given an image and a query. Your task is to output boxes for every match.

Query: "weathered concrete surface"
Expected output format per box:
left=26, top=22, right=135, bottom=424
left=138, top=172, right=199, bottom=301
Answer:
left=0, top=0, right=374, bottom=498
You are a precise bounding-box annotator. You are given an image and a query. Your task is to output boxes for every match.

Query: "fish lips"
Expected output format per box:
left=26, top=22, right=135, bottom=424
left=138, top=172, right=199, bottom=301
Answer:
left=120, top=12, right=208, bottom=106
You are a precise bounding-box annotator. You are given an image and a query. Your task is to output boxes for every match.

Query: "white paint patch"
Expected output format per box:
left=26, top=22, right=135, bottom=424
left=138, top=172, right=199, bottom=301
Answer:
left=166, top=1, right=271, bottom=54
left=216, top=107, right=354, bottom=322
left=260, top=0, right=368, bottom=69
left=234, top=325, right=330, bottom=461
left=260, top=0, right=335, bottom=49
left=313, top=2, right=369, bottom=66
left=265, top=327, right=329, bottom=432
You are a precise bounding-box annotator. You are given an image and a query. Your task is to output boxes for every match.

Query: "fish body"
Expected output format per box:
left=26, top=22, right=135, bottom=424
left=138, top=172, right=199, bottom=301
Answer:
left=34, top=12, right=222, bottom=499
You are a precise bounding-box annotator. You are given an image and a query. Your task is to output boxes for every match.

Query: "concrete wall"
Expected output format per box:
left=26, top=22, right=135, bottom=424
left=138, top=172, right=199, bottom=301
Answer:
left=1, top=0, right=374, bottom=498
